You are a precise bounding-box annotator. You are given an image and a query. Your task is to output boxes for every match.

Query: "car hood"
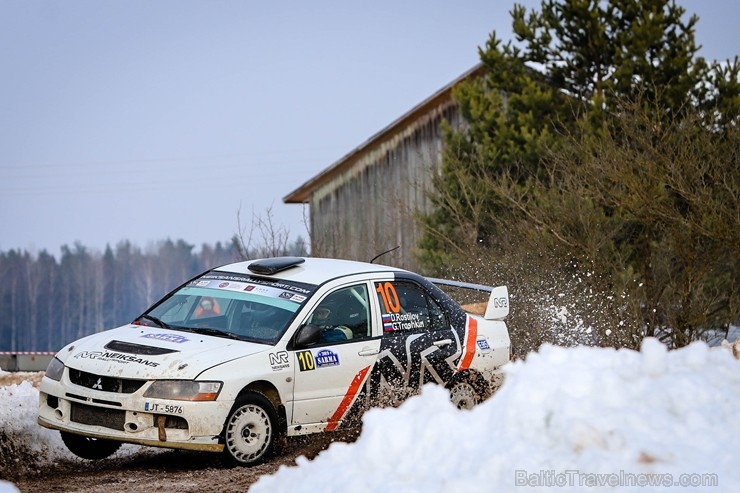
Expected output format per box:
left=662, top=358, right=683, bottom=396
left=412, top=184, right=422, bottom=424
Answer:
left=57, top=324, right=270, bottom=380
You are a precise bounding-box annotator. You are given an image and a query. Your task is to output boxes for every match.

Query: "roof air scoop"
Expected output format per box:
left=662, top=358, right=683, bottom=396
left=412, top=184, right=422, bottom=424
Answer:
left=247, top=257, right=306, bottom=275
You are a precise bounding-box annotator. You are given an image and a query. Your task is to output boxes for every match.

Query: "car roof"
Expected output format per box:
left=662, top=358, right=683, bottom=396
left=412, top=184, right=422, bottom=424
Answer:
left=214, top=256, right=405, bottom=285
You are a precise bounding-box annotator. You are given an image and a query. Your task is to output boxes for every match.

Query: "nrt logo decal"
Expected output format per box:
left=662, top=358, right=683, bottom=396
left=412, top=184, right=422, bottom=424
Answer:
left=493, top=297, right=508, bottom=308
left=269, top=351, right=290, bottom=371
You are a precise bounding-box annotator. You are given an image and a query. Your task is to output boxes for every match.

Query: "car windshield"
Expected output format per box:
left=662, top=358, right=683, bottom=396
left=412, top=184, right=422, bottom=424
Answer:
left=140, top=271, right=317, bottom=344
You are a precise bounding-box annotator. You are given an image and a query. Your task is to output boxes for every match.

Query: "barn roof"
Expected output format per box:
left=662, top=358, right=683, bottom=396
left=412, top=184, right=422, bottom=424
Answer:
left=282, top=63, right=484, bottom=204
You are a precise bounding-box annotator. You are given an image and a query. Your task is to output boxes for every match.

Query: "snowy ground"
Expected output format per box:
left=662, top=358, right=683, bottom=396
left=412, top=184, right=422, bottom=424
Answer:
left=2, top=338, right=739, bottom=493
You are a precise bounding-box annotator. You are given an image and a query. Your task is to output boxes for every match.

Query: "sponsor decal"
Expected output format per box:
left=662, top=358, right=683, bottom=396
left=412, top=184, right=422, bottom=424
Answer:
left=382, top=313, right=394, bottom=332
left=244, top=284, right=270, bottom=294
left=216, top=282, right=245, bottom=291
left=297, top=349, right=340, bottom=371
left=142, top=333, right=189, bottom=344
left=315, top=349, right=340, bottom=368
left=477, top=339, right=491, bottom=350
left=196, top=274, right=315, bottom=296
left=191, top=274, right=316, bottom=307
left=268, top=282, right=312, bottom=295
left=73, top=351, right=160, bottom=367
left=269, top=351, right=290, bottom=371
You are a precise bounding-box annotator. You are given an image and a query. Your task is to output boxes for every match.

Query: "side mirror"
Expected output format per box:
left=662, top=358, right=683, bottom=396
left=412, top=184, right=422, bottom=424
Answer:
left=294, top=324, right=321, bottom=348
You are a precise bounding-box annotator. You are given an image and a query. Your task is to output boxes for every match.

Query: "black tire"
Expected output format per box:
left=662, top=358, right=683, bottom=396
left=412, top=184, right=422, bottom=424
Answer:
left=60, top=431, right=122, bottom=460
left=222, top=392, right=278, bottom=467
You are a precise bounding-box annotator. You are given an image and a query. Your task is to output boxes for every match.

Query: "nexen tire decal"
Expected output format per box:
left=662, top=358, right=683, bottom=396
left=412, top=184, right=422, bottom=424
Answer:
left=325, top=365, right=371, bottom=431
left=458, top=316, right=477, bottom=371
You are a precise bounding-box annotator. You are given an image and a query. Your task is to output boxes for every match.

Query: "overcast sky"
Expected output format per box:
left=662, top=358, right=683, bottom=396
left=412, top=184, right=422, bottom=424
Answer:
left=1, top=0, right=737, bottom=257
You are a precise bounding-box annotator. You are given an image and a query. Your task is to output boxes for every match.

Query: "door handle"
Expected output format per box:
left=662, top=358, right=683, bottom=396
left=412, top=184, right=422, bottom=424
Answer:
left=433, top=339, right=452, bottom=347
left=358, top=348, right=379, bottom=356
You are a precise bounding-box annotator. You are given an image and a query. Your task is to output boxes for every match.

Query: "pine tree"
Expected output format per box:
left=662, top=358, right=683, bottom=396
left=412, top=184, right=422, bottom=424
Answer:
left=419, top=0, right=739, bottom=348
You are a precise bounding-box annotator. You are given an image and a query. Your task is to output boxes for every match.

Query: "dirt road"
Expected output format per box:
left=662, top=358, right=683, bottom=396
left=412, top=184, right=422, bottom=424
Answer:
left=12, top=434, right=350, bottom=493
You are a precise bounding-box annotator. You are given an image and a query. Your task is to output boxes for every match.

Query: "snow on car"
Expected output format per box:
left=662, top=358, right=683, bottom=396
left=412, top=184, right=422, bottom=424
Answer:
left=37, top=256, right=511, bottom=466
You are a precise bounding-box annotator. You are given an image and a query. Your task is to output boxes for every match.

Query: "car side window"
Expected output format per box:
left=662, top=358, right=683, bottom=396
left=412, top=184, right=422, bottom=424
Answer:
left=308, top=284, right=371, bottom=344
left=376, top=281, right=449, bottom=334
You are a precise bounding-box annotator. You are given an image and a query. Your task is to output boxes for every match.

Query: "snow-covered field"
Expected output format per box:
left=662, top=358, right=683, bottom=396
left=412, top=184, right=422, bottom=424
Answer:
left=2, top=338, right=739, bottom=493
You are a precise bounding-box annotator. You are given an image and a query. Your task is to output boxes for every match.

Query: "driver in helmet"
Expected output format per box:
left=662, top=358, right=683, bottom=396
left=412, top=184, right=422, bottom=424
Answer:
left=313, top=301, right=352, bottom=342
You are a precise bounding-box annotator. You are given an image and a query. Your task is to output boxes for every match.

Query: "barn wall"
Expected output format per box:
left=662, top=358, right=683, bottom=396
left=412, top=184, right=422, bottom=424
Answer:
left=310, top=100, right=463, bottom=271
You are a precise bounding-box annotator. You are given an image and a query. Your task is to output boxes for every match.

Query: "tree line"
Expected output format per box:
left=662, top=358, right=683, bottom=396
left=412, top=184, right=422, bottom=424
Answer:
left=0, top=235, right=307, bottom=352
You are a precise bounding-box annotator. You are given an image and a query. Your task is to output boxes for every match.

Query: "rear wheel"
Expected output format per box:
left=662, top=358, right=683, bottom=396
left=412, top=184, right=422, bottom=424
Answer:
left=449, top=381, right=481, bottom=410
left=60, top=431, right=122, bottom=460
left=222, top=392, right=278, bottom=466
left=448, top=372, right=489, bottom=410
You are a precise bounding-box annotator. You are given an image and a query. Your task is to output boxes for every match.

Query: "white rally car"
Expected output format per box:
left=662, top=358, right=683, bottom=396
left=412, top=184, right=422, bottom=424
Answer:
left=38, top=256, right=510, bottom=466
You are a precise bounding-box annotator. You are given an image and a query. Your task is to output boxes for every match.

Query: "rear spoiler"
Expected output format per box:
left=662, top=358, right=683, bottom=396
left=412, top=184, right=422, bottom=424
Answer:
left=428, top=278, right=510, bottom=321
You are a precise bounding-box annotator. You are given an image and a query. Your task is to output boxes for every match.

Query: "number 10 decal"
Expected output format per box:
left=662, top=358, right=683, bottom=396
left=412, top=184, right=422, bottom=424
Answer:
left=297, top=350, right=315, bottom=371
left=376, top=282, right=400, bottom=313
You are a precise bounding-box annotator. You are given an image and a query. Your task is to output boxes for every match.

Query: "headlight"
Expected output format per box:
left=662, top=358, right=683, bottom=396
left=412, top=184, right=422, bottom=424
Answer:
left=44, top=357, right=64, bottom=381
left=143, top=380, right=222, bottom=401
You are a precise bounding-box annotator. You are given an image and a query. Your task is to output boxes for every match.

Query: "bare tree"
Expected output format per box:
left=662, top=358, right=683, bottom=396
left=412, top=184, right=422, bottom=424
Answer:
left=234, top=204, right=290, bottom=259
left=24, top=252, right=43, bottom=350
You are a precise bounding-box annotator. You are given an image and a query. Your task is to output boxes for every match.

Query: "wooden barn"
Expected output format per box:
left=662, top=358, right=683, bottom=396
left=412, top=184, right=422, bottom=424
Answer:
left=283, top=64, right=483, bottom=271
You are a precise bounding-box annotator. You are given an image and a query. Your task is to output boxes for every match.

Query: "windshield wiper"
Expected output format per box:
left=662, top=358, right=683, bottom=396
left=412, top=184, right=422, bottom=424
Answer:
left=138, top=314, right=172, bottom=330
left=189, top=327, right=243, bottom=340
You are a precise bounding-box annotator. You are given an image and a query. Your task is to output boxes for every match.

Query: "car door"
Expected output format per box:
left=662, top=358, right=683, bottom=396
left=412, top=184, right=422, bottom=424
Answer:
left=367, top=278, right=461, bottom=406
left=289, top=282, right=381, bottom=433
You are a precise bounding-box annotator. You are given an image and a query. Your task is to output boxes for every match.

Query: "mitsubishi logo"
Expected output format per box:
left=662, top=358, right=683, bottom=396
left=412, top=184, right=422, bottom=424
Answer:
left=92, top=378, right=103, bottom=390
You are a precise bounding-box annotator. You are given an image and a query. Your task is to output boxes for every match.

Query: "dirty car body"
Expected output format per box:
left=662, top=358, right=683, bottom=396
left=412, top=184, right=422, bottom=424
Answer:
left=38, top=256, right=511, bottom=466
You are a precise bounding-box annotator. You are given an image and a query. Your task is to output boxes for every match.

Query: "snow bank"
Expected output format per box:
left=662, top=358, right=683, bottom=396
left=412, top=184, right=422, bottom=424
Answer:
left=0, top=378, right=144, bottom=487
left=1, top=339, right=738, bottom=492
left=252, top=339, right=740, bottom=493
left=0, top=380, right=72, bottom=468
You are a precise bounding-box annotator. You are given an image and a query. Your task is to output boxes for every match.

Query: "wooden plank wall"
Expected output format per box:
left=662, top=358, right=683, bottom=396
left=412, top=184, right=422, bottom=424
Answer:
left=310, top=100, right=463, bottom=271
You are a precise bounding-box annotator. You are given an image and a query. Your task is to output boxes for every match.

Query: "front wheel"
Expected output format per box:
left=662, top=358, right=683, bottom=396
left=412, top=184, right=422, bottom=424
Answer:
left=222, top=392, right=278, bottom=466
left=60, top=431, right=122, bottom=460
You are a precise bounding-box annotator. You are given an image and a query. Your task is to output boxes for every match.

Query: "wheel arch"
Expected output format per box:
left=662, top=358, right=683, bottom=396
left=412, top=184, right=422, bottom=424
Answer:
left=235, top=380, right=287, bottom=434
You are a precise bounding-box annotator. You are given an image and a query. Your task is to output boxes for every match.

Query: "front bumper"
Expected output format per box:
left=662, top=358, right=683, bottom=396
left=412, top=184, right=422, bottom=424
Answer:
left=38, top=373, right=233, bottom=453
